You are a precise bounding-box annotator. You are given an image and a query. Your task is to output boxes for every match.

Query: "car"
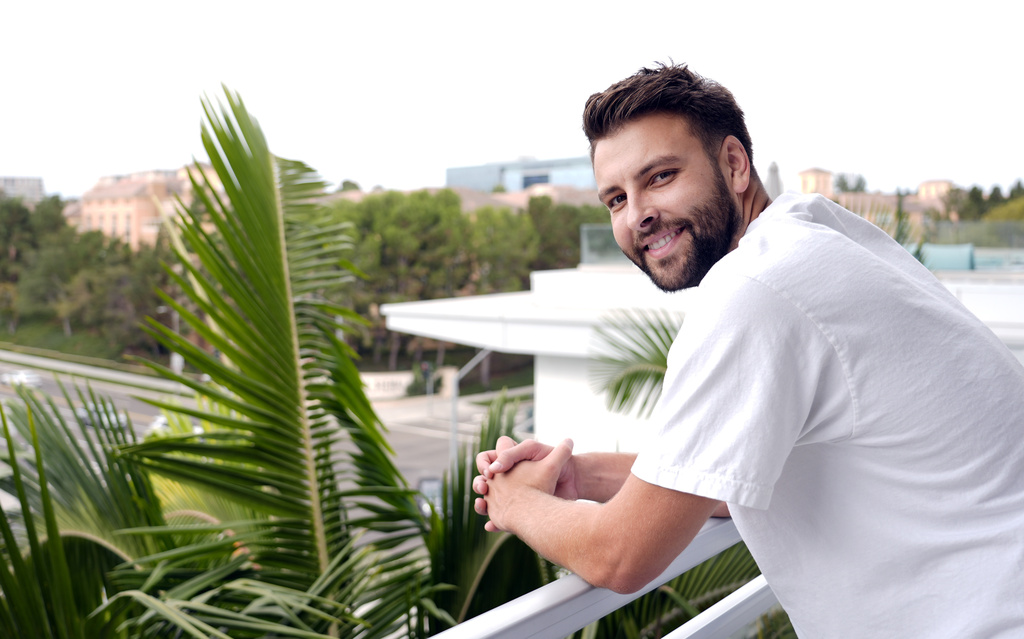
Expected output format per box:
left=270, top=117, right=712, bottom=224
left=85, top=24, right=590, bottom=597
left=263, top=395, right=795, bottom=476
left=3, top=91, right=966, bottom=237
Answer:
left=0, top=370, right=43, bottom=388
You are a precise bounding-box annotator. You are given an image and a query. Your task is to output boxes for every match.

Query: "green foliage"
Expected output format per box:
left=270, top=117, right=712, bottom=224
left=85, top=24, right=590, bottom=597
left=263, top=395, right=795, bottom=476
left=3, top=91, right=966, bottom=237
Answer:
left=0, top=386, right=166, bottom=638
left=526, top=195, right=608, bottom=272
left=590, top=309, right=684, bottom=418
left=986, top=196, right=1024, bottom=221
left=0, top=196, right=35, bottom=283
left=468, top=206, right=538, bottom=293
left=834, top=173, right=866, bottom=193
left=424, top=393, right=558, bottom=632
left=0, top=87, right=449, bottom=638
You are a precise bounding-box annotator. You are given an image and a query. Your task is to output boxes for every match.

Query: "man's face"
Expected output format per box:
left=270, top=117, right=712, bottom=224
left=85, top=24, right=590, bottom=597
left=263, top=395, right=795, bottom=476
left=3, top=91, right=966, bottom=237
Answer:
left=594, top=113, right=741, bottom=292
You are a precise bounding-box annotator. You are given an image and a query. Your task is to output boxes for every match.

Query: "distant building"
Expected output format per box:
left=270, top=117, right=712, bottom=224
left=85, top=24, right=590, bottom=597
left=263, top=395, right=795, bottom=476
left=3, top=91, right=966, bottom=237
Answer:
left=798, top=168, right=835, bottom=199
left=75, top=165, right=222, bottom=250
left=447, top=157, right=596, bottom=193
left=0, top=176, right=45, bottom=204
left=797, top=167, right=956, bottom=227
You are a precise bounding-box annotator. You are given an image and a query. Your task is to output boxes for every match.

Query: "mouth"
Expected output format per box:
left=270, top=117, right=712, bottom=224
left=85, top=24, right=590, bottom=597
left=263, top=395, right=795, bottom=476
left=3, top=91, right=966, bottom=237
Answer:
left=644, top=226, right=685, bottom=252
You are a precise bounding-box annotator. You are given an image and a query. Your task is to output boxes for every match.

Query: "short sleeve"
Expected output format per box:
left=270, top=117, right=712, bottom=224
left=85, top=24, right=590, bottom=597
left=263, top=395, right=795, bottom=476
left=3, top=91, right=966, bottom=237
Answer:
left=631, top=273, right=850, bottom=509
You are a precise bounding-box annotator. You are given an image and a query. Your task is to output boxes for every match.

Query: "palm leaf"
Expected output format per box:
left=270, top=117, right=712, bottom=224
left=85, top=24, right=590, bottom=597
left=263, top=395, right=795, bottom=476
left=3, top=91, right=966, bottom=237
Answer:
left=0, top=400, right=141, bottom=639
left=589, top=309, right=684, bottom=418
left=109, top=87, right=431, bottom=635
left=424, top=392, right=557, bottom=633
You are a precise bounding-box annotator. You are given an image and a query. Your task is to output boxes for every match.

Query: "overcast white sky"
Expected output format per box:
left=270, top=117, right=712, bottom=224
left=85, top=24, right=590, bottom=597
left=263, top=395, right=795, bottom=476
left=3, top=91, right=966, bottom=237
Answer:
left=3, top=1, right=1021, bottom=201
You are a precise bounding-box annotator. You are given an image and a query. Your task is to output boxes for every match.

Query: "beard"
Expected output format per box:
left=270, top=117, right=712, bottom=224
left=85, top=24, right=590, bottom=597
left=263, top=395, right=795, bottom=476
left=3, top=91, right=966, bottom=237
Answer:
left=624, top=170, right=741, bottom=292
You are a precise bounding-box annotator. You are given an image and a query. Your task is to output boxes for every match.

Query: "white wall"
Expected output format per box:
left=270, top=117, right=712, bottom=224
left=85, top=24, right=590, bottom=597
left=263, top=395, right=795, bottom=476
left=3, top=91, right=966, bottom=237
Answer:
left=534, top=354, right=653, bottom=454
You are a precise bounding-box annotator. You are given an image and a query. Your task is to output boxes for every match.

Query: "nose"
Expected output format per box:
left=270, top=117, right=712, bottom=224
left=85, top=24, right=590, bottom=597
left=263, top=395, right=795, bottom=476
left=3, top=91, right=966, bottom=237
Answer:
left=626, top=197, right=658, bottom=232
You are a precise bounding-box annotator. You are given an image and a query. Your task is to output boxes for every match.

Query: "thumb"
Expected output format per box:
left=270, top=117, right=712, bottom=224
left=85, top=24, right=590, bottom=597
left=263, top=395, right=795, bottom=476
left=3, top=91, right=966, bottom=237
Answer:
left=545, top=438, right=574, bottom=468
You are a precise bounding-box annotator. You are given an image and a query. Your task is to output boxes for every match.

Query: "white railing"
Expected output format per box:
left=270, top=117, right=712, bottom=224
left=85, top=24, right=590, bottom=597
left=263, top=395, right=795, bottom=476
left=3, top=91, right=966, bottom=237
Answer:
left=434, top=518, right=778, bottom=638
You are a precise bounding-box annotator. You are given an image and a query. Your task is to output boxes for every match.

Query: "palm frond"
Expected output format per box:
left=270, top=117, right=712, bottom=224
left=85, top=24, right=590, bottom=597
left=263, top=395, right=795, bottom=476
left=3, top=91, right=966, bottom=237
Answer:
left=589, top=309, right=684, bottom=418
left=109, top=87, right=428, bottom=634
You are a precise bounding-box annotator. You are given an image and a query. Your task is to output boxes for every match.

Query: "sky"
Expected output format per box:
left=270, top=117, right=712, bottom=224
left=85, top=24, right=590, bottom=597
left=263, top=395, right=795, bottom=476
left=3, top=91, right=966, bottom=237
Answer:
left=3, top=1, right=1022, bottom=201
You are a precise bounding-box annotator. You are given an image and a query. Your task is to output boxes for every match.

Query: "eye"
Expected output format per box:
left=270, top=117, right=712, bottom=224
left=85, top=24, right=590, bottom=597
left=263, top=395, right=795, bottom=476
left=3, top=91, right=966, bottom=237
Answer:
left=607, top=193, right=626, bottom=208
left=652, top=170, right=675, bottom=183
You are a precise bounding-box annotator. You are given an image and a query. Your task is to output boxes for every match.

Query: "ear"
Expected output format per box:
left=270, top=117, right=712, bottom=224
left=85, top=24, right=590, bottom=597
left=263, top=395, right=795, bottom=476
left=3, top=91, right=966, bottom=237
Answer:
left=718, top=135, right=750, bottom=195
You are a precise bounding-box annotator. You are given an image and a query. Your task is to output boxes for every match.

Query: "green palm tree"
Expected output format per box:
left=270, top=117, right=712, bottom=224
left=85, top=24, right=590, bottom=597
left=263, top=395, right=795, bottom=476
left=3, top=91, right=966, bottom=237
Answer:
left=0, top=88, right=439, bottom=638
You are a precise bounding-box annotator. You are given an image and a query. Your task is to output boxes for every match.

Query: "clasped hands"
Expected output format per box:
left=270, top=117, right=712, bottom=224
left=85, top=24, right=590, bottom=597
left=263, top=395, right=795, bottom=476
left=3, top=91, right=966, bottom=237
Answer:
left=472, top=436, right=576, bottom=533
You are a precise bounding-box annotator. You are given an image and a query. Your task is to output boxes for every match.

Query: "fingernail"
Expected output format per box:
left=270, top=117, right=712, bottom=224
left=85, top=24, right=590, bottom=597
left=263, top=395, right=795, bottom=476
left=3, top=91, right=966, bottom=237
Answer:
left=489, top=461, right=503, bottom=473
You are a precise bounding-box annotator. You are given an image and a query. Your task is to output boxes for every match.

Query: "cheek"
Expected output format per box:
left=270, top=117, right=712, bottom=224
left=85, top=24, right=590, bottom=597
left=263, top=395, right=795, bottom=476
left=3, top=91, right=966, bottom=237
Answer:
left=611, top=220, right=633, bottom=250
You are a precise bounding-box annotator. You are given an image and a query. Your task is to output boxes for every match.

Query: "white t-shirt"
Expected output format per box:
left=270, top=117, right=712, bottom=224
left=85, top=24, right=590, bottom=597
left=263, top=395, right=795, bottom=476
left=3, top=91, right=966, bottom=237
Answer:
left=632, top=193, right=1024, bottom=637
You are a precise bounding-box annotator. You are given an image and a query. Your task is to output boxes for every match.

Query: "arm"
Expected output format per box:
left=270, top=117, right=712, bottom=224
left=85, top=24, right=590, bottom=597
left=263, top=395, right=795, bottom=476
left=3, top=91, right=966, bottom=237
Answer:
left=483, top=441, right=720, bottom=594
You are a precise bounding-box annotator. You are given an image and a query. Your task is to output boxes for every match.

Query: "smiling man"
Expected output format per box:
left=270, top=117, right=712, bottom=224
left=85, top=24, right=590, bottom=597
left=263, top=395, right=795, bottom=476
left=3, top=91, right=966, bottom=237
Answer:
left=472, top=63, right=1024, bottom=637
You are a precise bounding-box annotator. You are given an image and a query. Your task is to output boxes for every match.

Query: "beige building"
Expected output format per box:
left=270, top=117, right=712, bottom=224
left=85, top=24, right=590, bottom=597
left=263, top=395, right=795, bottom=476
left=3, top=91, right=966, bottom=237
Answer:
left=797, top=168, right=955, bottom=230
left=74, top=165, right=222, bottom=250
left=798, top=168, right=835, bottom=199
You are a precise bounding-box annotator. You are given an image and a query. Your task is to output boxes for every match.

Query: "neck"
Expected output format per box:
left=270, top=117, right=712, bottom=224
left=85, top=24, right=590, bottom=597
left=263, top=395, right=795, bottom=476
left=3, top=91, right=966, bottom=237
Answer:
left=740, top=180, right=772, bottom=231
left=728, top=180, right=772, bottom=251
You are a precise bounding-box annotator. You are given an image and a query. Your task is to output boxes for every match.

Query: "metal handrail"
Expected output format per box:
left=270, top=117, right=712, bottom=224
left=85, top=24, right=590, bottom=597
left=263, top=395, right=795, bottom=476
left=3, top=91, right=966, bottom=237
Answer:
left=433, top=518, right=776, bottom=638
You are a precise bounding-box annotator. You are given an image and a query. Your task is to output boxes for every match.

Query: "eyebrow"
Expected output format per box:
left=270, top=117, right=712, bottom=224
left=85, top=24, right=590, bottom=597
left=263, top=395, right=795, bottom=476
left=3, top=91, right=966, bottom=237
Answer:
left=598, top=154, right=683, bottom=202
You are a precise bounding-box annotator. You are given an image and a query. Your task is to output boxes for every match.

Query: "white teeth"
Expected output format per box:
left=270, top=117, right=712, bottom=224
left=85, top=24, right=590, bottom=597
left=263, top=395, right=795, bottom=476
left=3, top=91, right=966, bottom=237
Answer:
left=648, top=230, right=678, bottom=251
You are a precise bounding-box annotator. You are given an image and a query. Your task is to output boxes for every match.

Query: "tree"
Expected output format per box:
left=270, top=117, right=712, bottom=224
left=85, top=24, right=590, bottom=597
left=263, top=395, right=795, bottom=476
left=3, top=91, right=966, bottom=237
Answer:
left=468, top=205, right=538, bottom=293
left=834, top=173, right=867, bottom=193
left=988, top=185, right=1006, bottom=209
left=329, top=189, right=472, bottom=368
left=337, top=179, right=361, bottom=192
left=986, top=197, right=1024, bottom=221
left=527, top=196, right=608, bottom=272
left=29, top=195, right=68, bottom=239
left=960, top=185, right=987, bottom=221
left=0, top=196, right=34, bottom=282
left=1009, top=180, right=1024, bottom=200
left=0, top=88, right=443, bottom=638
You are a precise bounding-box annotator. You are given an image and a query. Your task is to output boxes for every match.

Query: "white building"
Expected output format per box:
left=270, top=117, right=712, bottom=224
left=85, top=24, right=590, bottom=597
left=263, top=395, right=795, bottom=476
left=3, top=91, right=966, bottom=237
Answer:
left=447, top=157, right=596, bottom=193
left=0, top=176, right=45, bottom=203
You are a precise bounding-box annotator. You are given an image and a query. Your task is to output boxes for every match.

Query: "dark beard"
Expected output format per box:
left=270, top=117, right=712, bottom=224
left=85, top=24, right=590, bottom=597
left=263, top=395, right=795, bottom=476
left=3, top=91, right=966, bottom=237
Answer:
left=628, top=170, right=741, bottom=292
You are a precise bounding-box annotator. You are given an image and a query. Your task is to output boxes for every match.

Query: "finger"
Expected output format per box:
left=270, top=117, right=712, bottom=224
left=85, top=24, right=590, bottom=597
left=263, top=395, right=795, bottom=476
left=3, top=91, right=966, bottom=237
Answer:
left=472, top=475, right=488, bottom=496
left=483, top=436, right=520, bottom=477
left=484, top=521, right=502, bottom=532
left=489, top=438, right=546, bottom=475
left=495, top=435, right=518, bottom=451
left=474, top=497, right=488, bottom=516
left=477, top=448, right=497, bottom=475
left=476, top=450, right=497, bottom=476
left=545, top=438, right=575, bottom=469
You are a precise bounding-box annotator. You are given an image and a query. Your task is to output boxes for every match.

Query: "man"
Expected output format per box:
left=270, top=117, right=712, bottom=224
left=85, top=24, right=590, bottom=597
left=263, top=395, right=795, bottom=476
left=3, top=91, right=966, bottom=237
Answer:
left=472, top=63, right=1024, bottom=636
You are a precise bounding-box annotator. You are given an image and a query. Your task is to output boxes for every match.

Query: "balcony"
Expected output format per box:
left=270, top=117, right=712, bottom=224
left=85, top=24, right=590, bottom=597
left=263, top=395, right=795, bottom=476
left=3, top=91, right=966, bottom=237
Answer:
left=434, top=518, right=779, bottom=638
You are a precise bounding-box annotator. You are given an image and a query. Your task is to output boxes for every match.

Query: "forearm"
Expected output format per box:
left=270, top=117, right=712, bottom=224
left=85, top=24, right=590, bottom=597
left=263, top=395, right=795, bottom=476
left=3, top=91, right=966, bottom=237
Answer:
left=501, top=487, right=626, bottom=589
left=491, top=473, right=719, bottom=594
left=572, top=452, right=636, bottom=502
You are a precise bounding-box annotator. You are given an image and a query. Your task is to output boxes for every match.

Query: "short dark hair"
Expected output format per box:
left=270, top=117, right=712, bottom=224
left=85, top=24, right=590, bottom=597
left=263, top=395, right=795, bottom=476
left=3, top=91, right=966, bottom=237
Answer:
left=583, top=62, right=756, bottom=177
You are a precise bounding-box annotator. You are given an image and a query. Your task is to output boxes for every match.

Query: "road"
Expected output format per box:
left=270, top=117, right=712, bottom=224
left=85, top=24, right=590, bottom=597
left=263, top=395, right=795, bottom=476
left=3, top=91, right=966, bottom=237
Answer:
left=0, top=351, right=532, bottom=503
